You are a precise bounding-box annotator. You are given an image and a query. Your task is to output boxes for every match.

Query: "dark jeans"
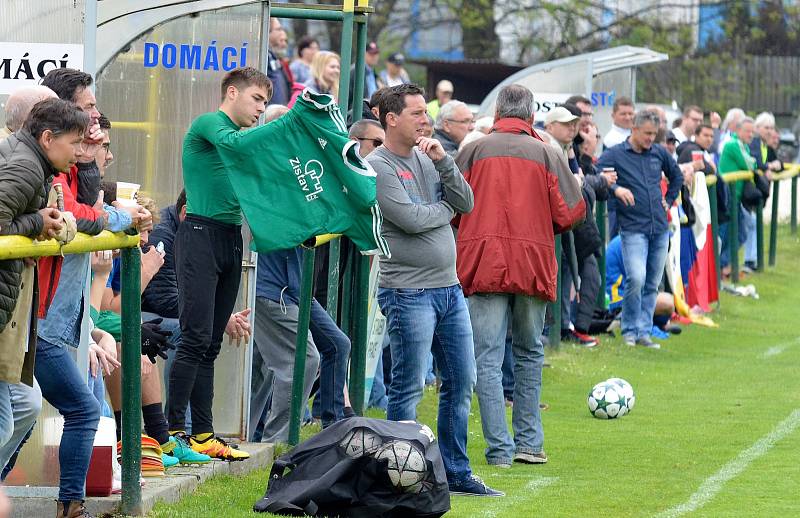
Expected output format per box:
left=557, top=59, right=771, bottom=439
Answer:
left=35, top=338, right=101, bottom=502
left=168, top=214, right=242, bottom=434
left=561, top=253, right=601, bottom=333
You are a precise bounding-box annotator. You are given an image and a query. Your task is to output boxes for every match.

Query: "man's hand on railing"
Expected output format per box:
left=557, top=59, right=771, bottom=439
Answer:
left=614, top=186, right=635, bottom=207
left=141, top=318, right=175, bottom=363
left=37, top=207, right=63, bottom=240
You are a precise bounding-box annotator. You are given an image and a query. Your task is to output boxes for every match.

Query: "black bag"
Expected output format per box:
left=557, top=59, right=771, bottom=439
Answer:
left=573, top=185, right=602, bottom=261
left=253, top=417, right=451, bottom=517
left=741, top=173, right=771, bottom=211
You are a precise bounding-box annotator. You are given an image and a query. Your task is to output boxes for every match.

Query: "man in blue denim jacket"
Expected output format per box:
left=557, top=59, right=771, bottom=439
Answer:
left=597, top=109, right=683, bottom=349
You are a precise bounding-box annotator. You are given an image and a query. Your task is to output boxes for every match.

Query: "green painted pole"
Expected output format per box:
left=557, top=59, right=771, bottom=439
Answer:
left=120, top=247, right=142, bottom=516
left=756, top=199, right=764, bottom=271
left=326, top=239, right=341, bottom=320
left=350, top=17, right=368, bottom=122
left=288, top=248, right=316, bottom=446
left=595, top=200, right=607, bottom=309
left=349, top=255, right=370, bottom=415
left=729, top=186, right=740, bottom=283
left=337, top=9, right=355, bottom=118
left=269, top=6, right=346, bottom=21
left=339, top=240, right=354, bottom=336
left=791, top=176, right=798, bottom=236
left=708, top=183, right=721, bottom=298
left=769, top=180, right=780, bottom=267
left=548, top=235, right=562, bottom=347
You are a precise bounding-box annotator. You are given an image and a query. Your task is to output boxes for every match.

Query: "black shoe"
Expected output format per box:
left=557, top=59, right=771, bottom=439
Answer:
left=449, top=475, right=505, bottom=497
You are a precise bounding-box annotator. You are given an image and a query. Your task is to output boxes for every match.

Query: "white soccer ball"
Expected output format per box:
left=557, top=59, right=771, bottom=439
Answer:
left=375, top=440, right=428, bottom=492
left=587, top=380, right=629, bottom=419
left=339, top=427, right=383, bottom=458
left=606, top=377, right=636, bottom=412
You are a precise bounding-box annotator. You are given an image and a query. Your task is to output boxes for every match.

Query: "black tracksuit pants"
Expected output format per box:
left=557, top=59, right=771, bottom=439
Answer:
left=167, top=214, right=242, bottom=434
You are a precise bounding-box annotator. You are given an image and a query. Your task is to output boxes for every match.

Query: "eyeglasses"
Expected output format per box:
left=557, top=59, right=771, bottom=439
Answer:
left=357, top=137, right=383, bottom=147
left=447, top=118, right=474, bottom=126
left=581, top=111, right=594, bottom=118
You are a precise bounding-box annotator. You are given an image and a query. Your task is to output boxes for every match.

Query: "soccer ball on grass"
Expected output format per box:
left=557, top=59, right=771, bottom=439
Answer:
left=587, top=379, right=634, bottom=419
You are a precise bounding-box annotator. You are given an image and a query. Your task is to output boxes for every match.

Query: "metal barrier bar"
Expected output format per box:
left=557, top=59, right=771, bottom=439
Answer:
left=0, top=230, right=139, bottom=260
left=350, top=17, right=368, bottom=123
left=120, top=247, right=143, bottom=515
left=288, top=247, right=316, bottom=446
left=326, top=239, right=341, bottom=320
left=769, top=180, right=780, bottom=267
left=337, top=4, right=355, bottom=119
left=792, top=176, right=798, bottom=236
left=548, top=235, right=562, bottom=347
left=756, top=199, right=764, bottom=271
left=729, top=186, right=740, bottom=283
left=595, top=200, right=607, bottom=309
left=349, top=256, right=370, bottom=415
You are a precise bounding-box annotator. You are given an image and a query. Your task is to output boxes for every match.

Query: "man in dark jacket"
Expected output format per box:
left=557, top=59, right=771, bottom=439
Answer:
left=455, top=85, right=585, bottom=469
left=267, top=18, right=293, bottom=106
left=597, top=110, right=683, bottom=349
left=0, top=98, right=85, bottom=485
left=433, top=100, right=474, bottom=157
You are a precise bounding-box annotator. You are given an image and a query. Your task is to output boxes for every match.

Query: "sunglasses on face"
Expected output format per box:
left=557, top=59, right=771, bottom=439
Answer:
left=357, top=137, right=384, bottom=147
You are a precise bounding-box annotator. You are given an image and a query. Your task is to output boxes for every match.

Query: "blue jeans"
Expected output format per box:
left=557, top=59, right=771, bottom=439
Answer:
left=0, top=380, right=42, bottom=479
left=309, top=300, right=351, bottom=427
left=469, top=293, right=547, bottom=464
left=743, top=209, right=757, bottom=264
left=367, top=333, right=390, bottom=410
left=377, top=284, right=476, bottom=484
left=619, top=231, right=670, bottom=340
left=0, top=382, right=13, bottom=456
left=501, top=320, right=515, bottom=401
left=719, top=205, right=748, bottom=268
left=35, top=337, right=101, bottom=502
left=87, top=371, right=113, bottom=419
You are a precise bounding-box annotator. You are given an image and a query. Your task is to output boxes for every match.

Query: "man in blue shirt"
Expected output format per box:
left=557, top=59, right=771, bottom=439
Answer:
left=597, top=110, right=682, bottom=349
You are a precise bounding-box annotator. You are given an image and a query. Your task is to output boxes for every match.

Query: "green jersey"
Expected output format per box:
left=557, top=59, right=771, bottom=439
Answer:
left=211, top=90, right=390, bottom=255
left=182, top=110, right=242, bottom=225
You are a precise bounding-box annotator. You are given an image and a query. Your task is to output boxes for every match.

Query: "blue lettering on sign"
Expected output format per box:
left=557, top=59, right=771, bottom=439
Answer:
left=143, top=42, right=249, bottom=70
left=591, top=91, right=618, bottom=107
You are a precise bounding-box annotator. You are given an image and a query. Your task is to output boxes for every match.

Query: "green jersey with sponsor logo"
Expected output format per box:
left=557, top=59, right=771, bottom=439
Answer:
left=211, top=90, right=389, bottom=255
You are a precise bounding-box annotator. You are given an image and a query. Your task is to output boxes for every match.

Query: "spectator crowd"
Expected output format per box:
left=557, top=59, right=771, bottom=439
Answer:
left=0, top=18, right=785, bottom=517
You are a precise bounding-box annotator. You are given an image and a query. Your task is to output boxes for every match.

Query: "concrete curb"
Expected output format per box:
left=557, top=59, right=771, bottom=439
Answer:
left=8, top=442, right=274, bottom=517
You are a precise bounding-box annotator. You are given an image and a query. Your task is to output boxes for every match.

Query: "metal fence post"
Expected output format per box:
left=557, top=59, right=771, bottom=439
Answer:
left=348, top=255, right=370, bottom=415
left=120, top=247, right=142, bottom=516
left=595, top=200, right=607, bottom=309
left=769, top=180, right=780, bottom=267
left=729, top=186, right=740, bottom=283
left=350, top=17, right=368, bottom=123
left=326, top=239, right=341, bottom=320
left=791, top=176, right=798, bottom=236
left=337, top=1, right=355, bottom=117
left=288, top=248, right=316, bottom=446
left=756, top=199, right=764, bottom=271
left=548, top=235, right=562, bottom=347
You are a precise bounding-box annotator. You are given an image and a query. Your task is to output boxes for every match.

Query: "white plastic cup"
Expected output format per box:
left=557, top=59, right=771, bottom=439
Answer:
left=115, top=182, right=140, bottom=207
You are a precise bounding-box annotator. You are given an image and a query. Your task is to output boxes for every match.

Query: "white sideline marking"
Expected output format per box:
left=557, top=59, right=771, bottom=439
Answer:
left=654, top=409, right=800, bottom=518
left=761, top=337, right=800, bottom=358
left=480, top=476, right=559, bottom=518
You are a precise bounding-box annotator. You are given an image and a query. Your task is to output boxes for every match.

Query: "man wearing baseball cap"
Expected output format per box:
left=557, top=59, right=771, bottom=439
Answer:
left=380, top=53, right=410, bottom=87
left=427, top=79, right=454, bottom=120
left=543, top=106, right=580, bottom=153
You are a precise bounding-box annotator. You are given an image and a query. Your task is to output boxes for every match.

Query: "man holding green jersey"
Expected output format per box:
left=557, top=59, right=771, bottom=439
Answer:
left=166, top=68, right=272, bottom=461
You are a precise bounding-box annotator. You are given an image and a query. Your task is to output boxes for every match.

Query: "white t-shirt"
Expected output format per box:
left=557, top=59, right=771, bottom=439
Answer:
left=603, top=124, right=631, bottom=149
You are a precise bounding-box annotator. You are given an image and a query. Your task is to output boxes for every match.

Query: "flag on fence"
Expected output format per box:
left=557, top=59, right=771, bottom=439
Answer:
left=684, top=172, right=719, bottom=312
left=215, top=90, right=390, bottom=255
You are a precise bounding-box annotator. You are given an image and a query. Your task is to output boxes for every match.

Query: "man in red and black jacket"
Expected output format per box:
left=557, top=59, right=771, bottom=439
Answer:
left=455, top=85, right=585, bottom=468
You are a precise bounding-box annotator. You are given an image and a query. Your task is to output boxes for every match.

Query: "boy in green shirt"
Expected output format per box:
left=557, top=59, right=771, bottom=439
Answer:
left=167, top=68, right=271, bottom=461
